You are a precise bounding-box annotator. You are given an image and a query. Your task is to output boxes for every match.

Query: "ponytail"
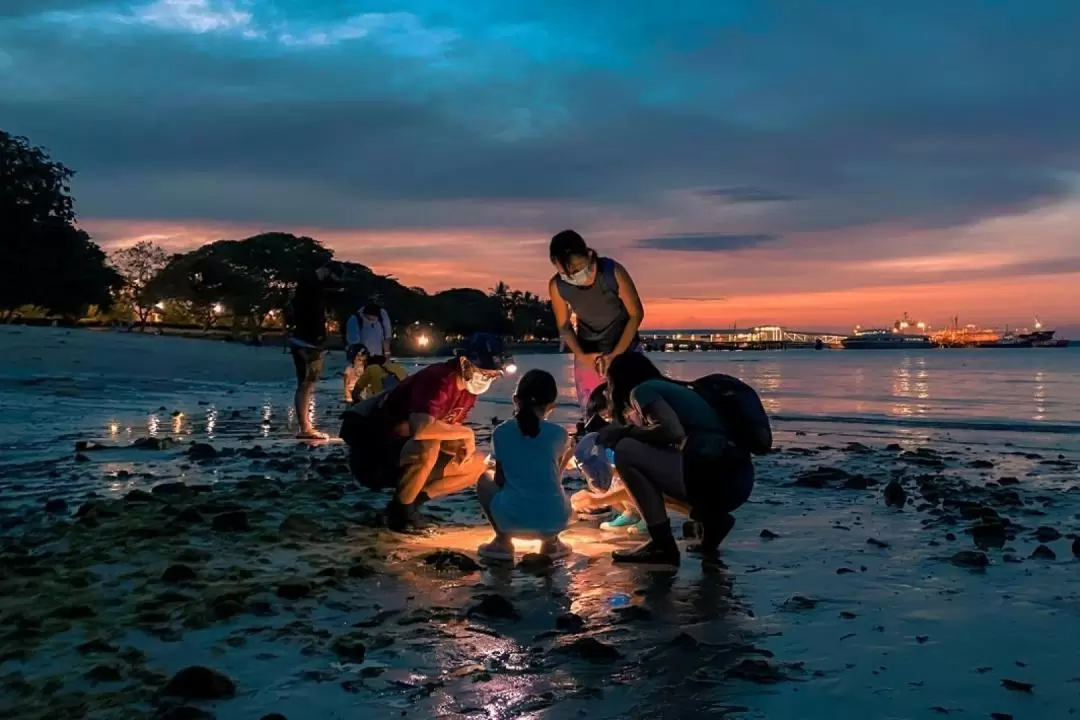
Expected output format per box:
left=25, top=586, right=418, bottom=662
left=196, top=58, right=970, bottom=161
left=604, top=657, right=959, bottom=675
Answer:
left=515, top=405, right=542, bottom=438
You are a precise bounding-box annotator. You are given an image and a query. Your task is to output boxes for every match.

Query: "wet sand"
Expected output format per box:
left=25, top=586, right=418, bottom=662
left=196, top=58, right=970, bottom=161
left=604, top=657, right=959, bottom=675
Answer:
left=2, top=424, right=1079, bottom=719
left=2, top=327, right=1079, bottom=718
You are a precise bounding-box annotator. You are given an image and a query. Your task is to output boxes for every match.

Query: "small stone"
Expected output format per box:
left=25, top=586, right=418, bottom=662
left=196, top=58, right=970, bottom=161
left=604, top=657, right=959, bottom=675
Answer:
left=1033, top=526, right=1061, bottom=542
left=75, top=452, right=90, bottom=462
left=945, top=533, right=957, bottom=541
left=260, top=715, right=288, bottom=720
left=554, top=637, right=620, bottom=662
left=279, top=514, right=322, bottom=535
left=422, top=550, right=481, bottom=574
left=469, top=594, right=521, bottom=621
left=85, top=664, right=123, bottom=683
left=998, top=476, right=1020, bottom=486
left=883, top=481, right=907, bottom=508
left=133, top=437, right=173, bottom=451
left=867, top=537, right=889, bottom=549
left=555, top=613, right=585, bottom=632
left=916, top=635, right=929, bottom=644
left=276, top=581, right=313, bottom=600
left=330, top=632, right=367, bottom=662
left=990, top=714, right=1013, bottom=720
left=187, top=443, right=219, bottom=461
left=759, top=529, right=780, bottom=540
left=780, top=595, right=819, bottom=611
left=950, top=551, right=989, bottom=569
left=844, top=442, right=870, bottom=453
left=1030, top=545, right=1056, bottom=560
left=44, top=498, right=68, bottom=514
left=160, top=666, right=236, bottom=700
left=155, top=707, right=215, bottom=720
left=836, top=567, right=855, bottom=575
left=125, top=489, right=155, bottom=503
left=212, top=510, right=249, bottom=532
left=152, top=482, right=192, bottom=499
left=970, top=459, right=994, bottom=469
left=1000, top=678, right=1033, bottom=693
left=843, top=475, right=870, bottom=490
left=724, top=658, right=789, bottom=684
left=162, top=564, right=198, bottom=584
left=840, top=611, right=857, bottom=619
left=347, top=562, right=376, bottom=579
left=886, top=443, right=903, bottom=451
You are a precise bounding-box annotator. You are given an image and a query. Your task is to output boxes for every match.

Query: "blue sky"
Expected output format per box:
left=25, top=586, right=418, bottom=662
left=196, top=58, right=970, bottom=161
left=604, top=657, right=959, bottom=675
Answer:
left=3, top=0, right=1079, bottom=331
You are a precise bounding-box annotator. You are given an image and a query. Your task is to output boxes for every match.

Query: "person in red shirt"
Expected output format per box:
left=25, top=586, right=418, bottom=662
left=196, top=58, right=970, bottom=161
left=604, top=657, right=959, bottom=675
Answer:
left=341, top=333, right=515, bottom=533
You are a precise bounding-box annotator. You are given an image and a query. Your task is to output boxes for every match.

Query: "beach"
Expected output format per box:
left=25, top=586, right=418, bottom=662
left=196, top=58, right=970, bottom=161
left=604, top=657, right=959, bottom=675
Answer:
left=1, top=325, right=1079, bottom=719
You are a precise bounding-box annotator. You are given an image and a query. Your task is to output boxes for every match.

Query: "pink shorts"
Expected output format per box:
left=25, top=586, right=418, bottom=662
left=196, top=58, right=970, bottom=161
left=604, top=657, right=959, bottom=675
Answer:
left=572, top=344, right=643, bottom=411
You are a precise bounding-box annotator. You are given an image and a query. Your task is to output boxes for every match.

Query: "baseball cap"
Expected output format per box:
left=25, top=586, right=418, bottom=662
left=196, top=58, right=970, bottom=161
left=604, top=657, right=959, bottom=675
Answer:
left=457, top=332, right=514, bottom=372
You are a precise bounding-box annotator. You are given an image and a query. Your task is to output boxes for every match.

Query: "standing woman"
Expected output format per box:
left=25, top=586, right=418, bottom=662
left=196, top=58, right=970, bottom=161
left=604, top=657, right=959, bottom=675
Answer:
left=548, top=230, right=645, bottom=412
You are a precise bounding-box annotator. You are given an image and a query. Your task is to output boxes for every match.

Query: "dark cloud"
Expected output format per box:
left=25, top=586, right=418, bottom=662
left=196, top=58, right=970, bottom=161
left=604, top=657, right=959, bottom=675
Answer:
left=635, top=234, right=779, bottom=252
left=1, top=0, right=1079, bottom=239
left=696, top=187, right=797, bottom=203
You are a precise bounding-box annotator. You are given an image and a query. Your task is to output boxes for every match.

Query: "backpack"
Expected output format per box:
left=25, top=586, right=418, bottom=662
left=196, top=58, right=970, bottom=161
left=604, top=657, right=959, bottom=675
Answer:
left=352, top=309, right=392, bottom=346
left=379, top=366, right=401, bottom=392
left=687, top=373, right=773, bottom=455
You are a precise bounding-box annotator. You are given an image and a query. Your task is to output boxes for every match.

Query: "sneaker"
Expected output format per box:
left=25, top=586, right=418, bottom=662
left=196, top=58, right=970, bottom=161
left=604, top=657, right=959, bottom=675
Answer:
left=478, top=539, right=515, bottom=561
left=626, top=519, right=649, bottom=535
left=612, top=540, right=680, bottom=566
left=540, top=538, right=572, bottom=559
left=600, top=511, right=641, bottom=531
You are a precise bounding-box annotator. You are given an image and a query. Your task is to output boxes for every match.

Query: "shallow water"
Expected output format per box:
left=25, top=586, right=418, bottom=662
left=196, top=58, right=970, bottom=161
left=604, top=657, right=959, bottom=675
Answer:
left=1, top=327, right=1079, bottom=719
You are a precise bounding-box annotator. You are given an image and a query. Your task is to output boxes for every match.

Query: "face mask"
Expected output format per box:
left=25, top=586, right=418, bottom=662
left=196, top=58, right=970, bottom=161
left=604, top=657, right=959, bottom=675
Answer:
left=465, top=373, right=495, bottom=395
left=560, top=262, right=593, bottom=286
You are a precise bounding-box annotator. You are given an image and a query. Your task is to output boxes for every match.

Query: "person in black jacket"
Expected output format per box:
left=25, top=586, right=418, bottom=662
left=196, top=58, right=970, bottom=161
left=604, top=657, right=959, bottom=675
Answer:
left=284, top=261, right=345, bottom=439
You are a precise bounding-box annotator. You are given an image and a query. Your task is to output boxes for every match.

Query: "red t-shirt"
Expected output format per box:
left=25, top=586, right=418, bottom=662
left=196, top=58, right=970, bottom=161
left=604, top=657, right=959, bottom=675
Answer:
left=381, top=360, right=476, bottom=431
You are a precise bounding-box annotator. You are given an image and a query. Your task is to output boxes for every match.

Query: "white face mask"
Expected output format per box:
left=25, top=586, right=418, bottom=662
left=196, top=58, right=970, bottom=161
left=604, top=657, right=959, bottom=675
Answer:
left=465, top=373, right=495, bottom=395
left=559, top=262, right=593, bottom=287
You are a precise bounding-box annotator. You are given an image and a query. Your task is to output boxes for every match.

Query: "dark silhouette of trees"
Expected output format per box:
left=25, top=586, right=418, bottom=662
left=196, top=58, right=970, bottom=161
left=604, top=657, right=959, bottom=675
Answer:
left=110, top=240, right=170, bottom=329
left=1, top=130, right=121, bottom=322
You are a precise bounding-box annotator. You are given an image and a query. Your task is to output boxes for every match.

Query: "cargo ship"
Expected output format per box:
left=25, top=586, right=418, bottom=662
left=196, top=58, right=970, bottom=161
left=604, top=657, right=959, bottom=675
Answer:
left=977, top=319, right=1068, bottom=348
left=841, top=328, right=936, bottom=349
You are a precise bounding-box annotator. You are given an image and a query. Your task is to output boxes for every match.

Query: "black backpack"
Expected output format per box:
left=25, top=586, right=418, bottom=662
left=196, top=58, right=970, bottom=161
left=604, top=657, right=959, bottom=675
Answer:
left=687, top=373, right=773, bottom=455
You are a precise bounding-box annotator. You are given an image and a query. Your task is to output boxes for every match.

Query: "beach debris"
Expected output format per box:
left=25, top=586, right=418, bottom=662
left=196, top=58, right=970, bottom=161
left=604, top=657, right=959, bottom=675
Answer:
left=160, top=666, right=236, bottom=700
left=44, top=498, right=67, bottom=514
left=793, top=466, right=850, bottom=488
left=161, top=564, right=198, bottom=584
left=211, top=510, right=249, bottom=532
left=275, top=580, right=314, bottom=600
left=422, top=550, right=481, bottom=574
left=519, top=553, right=555, bottom=575
left=468, top=593, right=521, bottom=621
left=968, top=519, right=1009, bottom=549
left=187, top=443, right=219, bottom=461
left=867, top=537, right=890, bottom=549
left=844, top=442, right=870, bottom=453
left=883, top=481, right=907, bottom=508
left=1000, top=678, right=1034, bottom=693
left=553, top=637, right=620, bottom=662
left=843, top=475, right=871, bottom=490
left=779, top=595, right=819, bottom=611
left=840, top=611, right=857, bottom=619
left=330, top=632, right=367, bottom=662
left=950, top=551, right=990, bottom=569
left=997, top=476, right=1020, bottom=486
left=1030, top=545, right=1056, bottom=560
left=759, top=529, right=780, bottom=540
left=970, top=459, right=994, bottom=469
left=1033, top=526, right=1061, bottom=542
left=836, top=567, right=856, bottom=575
left=556, top=612, right=585, bottom=632
left=886, top=443, right=903, bottom=451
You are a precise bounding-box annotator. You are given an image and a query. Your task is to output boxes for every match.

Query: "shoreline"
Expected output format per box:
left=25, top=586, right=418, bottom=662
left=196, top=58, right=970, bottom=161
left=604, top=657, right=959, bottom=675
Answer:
left=3, top=423, right=1079, bottom=718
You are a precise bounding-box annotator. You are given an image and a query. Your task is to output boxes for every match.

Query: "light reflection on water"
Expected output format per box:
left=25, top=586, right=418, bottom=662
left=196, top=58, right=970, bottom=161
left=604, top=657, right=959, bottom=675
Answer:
left=204, top=406, right=218, bottom=439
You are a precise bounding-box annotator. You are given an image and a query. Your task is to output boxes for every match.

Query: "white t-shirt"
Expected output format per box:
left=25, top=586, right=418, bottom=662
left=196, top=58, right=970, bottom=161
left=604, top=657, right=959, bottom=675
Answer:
left=345, top=309, right=392, bottom=353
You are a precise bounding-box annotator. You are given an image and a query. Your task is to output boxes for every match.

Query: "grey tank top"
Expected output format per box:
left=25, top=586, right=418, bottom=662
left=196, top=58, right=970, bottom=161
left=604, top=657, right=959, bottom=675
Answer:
left=554, top=257, right=634, bottom=354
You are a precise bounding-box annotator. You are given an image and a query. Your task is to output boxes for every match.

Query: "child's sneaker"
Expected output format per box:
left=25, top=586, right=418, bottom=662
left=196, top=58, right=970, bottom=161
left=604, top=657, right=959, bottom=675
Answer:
left=600, top=511, right=641, bottom=531
left=478, top=538, right=515, bottom=561
left=540, top=538, right=572, bottom=559
left=627, top=519, right=649, bottom=535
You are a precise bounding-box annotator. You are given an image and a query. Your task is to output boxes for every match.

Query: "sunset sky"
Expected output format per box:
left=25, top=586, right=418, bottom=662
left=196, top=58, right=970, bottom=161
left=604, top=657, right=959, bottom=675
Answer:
left=2, top=1, right=1079, bottom=334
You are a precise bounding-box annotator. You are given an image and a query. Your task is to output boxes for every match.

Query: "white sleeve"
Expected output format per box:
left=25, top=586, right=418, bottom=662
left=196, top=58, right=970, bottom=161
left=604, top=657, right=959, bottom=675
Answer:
left=345, top=315, right=360, bottom=345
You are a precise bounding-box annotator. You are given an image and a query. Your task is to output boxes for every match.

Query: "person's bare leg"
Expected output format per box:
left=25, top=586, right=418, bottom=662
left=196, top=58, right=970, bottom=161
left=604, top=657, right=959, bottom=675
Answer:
left=476, top=471, right=513, bottom=558
left=343, top=366, right=357, bottom=402
left=423, top=453, right=489, bottom=499
left=294, top=380, right=323, bottom=437
left=396, top=439, right=441, bottom=504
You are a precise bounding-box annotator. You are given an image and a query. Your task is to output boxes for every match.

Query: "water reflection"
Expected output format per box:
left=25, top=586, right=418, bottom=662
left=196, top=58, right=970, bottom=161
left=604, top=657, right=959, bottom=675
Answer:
left=147, top=413, right=160, bottom=437
left=1033, top=371, right=1046, bottom=422
left=889, top=356, right=931, bottom=417
left=171, top=412, right=184, bottom=436
left=261, top=400, right=273, bottom=438
left=205, top=406, right=218, bottom=438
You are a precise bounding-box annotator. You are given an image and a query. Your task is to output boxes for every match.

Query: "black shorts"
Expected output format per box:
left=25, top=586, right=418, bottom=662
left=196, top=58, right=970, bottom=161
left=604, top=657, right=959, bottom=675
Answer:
left=291, top=346, right=325, bottom=384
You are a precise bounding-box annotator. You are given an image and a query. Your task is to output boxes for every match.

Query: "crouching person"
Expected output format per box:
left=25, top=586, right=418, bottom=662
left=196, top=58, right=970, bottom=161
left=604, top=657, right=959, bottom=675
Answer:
left=477, top=369, right=573, bottom=561
left=340, top=333, right=513, bottom=533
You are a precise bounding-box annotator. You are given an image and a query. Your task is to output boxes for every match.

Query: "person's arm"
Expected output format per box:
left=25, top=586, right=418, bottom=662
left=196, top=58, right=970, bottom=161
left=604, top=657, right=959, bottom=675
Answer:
left=625, top=387, right=685, bottom=447
left=599, top=263, right=645, bottom=372
left=493, top=460, right=507, bottom=488
left=379, top=309, right=392, bottom=355
left=549, top=276, right=596, bottom=365
left=345, top=314, right=360, bottom=346
left=409, top=413, right=476, bottom=442
left=557, top=431, right=574, bottom=476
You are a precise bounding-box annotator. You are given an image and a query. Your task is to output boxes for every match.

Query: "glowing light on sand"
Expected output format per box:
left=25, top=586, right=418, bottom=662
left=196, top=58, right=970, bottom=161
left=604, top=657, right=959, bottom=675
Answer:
left=415, top=333, right=431, bottom=348
left=503, top=363, right=518, bottom=376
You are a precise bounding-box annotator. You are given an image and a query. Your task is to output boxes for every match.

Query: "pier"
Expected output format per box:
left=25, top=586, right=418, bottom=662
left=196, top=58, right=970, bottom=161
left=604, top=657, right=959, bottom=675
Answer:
left=640, top=326, right=848, bottom=351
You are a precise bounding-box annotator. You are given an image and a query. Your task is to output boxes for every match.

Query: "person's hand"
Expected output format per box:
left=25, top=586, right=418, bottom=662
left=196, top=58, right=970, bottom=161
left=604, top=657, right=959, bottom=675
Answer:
left=455, top=433, right=477, bottom=463
left=579, top=352, right=602, bottom=371
left=596, top=424, right=630, bottom=449
left=570, top=490, right=595, bottom=512
left=595, top=353, right=615, bottom=376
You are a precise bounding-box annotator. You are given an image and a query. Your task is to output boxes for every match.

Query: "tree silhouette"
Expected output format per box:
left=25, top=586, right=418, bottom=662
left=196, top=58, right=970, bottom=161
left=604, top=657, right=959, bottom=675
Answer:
left=110, top=240, right=170, bottom=329
left=1, top=130, right=121, bottom=322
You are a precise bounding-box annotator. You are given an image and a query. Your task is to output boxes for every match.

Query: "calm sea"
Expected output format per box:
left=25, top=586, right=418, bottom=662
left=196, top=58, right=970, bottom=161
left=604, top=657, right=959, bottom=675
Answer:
left=1, top=326, right=1078, bottom=494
